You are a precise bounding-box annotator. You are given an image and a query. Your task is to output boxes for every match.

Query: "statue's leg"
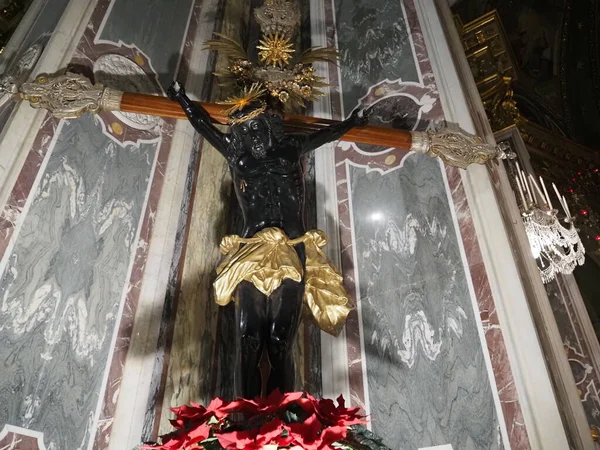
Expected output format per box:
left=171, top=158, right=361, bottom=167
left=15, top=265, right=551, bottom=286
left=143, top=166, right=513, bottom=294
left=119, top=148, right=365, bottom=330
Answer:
left=235, top=280, right=268, bottom=399
left=266, top=278, right=304, bottom=394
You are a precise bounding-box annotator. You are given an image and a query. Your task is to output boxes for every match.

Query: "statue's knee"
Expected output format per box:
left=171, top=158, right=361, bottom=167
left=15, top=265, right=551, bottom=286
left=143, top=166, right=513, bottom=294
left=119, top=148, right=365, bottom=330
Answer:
left=269, top=334, right=293, bottom=359
left=240, top=331, right=262, bottom=354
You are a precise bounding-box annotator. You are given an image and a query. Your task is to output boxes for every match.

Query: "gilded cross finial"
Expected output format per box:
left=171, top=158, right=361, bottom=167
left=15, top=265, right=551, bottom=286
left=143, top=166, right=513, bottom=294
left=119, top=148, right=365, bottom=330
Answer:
left=411, top=126, right=511, bottom=169
left=18, top=72, right=122, bottom=119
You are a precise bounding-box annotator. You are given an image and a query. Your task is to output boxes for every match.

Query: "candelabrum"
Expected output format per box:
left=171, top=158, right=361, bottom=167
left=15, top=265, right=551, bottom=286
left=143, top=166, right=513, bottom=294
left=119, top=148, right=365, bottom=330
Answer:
left=513, top=164, right=585, bottom=284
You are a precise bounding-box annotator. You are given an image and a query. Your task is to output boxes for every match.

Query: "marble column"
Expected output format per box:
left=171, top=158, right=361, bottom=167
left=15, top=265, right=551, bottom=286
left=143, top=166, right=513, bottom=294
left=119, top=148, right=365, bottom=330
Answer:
left=311, top=1, right=512, bottom=448
left=0, top=0, right=213, bottom=448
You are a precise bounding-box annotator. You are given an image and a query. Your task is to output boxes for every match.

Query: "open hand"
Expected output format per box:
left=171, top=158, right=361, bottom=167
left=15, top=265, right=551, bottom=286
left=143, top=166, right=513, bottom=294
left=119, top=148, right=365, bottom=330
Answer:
left=167, top=80, right=185, bottom=101
left=348, top=105, right=374, bottom=126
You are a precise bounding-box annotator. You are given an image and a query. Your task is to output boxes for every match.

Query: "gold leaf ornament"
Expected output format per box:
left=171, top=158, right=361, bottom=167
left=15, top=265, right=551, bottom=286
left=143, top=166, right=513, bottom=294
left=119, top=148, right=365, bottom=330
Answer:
left=257, top=33, right=295, bottom=68
left=203, top=32, right=249, bottom=61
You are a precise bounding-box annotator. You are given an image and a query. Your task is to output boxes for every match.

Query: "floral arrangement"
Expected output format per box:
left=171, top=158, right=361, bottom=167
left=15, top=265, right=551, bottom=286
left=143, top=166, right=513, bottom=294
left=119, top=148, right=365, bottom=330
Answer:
left=141, top=391, right=390, bottom=450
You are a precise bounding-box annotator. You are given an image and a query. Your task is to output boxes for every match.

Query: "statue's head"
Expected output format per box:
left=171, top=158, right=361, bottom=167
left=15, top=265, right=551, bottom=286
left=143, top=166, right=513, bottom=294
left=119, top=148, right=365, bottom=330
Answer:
left=229, top=103, right=284, bottom=159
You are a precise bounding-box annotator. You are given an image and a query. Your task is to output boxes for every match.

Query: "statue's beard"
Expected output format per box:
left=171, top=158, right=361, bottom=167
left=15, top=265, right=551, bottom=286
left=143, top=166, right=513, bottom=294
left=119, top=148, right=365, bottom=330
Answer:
left=251, top=142, right=268, bottom=159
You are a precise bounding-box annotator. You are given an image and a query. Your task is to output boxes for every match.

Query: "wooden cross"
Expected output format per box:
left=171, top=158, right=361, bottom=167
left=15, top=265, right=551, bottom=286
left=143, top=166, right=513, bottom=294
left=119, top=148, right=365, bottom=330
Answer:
left=9, top=72, right=508, bottom=169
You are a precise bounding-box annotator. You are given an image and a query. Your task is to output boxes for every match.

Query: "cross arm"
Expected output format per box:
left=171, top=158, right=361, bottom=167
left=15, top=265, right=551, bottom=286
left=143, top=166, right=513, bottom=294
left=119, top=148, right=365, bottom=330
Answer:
left=9, top=72, right=510, bottom=169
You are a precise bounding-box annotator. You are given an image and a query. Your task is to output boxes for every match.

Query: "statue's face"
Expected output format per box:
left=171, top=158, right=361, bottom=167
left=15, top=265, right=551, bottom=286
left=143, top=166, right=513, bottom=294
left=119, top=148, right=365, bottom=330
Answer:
left=232, top=116, right=273, bottom=159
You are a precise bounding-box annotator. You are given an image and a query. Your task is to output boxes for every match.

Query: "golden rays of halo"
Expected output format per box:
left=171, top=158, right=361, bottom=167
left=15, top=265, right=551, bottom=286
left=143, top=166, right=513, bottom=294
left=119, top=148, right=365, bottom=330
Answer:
left=257, top=33, right=295, bottom=67
left=217, top=83, right=267, bottom=121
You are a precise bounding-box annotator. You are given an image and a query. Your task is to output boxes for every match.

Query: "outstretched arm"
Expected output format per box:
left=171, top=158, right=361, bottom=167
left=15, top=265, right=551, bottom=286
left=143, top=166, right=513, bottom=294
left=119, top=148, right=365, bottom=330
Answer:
left=301, top=107, right=372, bottom=155
left=167, top=81, right=229, bottom=156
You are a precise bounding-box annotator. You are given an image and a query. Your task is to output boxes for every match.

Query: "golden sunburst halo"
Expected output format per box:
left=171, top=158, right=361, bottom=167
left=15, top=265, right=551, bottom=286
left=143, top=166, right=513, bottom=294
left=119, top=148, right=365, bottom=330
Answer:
left=217, top=83, right=267, bottom=123
left=217, top=83, right=266, bottom=116
left=257, top=33, right=295, bottom=67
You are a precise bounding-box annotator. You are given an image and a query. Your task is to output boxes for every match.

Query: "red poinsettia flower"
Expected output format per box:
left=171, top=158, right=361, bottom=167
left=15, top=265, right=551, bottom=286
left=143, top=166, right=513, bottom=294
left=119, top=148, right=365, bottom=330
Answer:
left=287, top=414, right=347, bottom=450
left=140, top=423, right=210, bottom=450
left=168, top=397, right=231, bottom=430
left=298, top=393, right=367, bottom=427
left=143, top=398, right=233, bottom=449
left=216, top=418, right=292, bottom=450
left=229, top=389, right=304, bottom=415
left=144, top=392, right=362, bottom=450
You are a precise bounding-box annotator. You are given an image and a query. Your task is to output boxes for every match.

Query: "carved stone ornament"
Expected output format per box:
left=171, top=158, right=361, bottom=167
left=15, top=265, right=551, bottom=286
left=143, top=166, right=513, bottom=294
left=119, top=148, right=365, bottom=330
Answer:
left=254, top=0, right=300, bottom=38
left=19, top=72, right=123, bottom=119
left=410, top=126, right=509, bottom=169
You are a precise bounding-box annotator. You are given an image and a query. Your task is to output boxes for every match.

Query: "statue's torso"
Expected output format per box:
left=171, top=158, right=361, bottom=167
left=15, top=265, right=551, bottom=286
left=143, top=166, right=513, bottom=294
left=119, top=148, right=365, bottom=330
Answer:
left=228, top=139, right=306, bottom=239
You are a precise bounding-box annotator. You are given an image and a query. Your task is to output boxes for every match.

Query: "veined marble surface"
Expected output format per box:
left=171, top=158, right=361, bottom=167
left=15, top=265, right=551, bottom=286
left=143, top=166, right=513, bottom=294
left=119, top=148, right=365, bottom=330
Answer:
left=334, top=0, right=419, bottom=116
left=349, top=154, right=503, bottom=449
left=98, top=0, right=195, bottom=89
left=325, top=1, right=507, bottom=447
left=0, top=116, right=157, bottom=450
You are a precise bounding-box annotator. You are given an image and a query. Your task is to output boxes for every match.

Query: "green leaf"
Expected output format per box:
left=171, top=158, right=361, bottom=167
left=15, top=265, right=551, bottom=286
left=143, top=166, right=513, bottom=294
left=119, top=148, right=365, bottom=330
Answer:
left=332, top=443, right=355, bottom=450
left=342, top=425, right=393, bottom=450
left=207, top=415, right=219, bottom=425
left=283, top=409, right=299, bottom=423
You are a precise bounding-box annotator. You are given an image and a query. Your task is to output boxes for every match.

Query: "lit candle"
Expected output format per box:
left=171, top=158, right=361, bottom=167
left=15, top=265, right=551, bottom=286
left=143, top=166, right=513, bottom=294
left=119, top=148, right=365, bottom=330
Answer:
left=526, top=176, right=536, bottom=204
left=552, top=183, right=565, bottom=212
left=529, top=174, right=546, bottom=206
left=517, top=167, right=528, bottom=198
left=540, top=176, right=553, bottom=210
left=562, top=195, right=572, bottom=218
left=522, top=170, right=533, bottom=203
left=515, top=176, right=527, bottom=208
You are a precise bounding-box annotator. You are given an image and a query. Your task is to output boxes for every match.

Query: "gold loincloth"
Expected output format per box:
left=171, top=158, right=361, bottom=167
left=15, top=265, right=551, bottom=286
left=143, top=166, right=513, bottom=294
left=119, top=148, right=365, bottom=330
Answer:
left=213, top=227, right=353, bottom=336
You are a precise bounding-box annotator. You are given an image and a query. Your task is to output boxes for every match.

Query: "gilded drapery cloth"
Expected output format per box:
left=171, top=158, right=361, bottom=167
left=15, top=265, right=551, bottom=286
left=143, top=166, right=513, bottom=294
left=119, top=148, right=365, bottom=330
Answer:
left=213, top=227, right=353, bottom=336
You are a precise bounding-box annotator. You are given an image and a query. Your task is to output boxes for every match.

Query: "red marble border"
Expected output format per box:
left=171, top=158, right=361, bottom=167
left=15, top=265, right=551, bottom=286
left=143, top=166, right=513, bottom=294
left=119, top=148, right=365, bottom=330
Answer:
left=324, top=0, right=532, bottom=448
left=0, top=431, right=43, bottom=450
left=554, top=275, right=600, bottom=431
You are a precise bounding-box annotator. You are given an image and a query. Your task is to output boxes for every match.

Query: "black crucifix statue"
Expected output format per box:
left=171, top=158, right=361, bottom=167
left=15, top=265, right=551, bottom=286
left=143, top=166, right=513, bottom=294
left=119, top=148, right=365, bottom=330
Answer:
left=167, top=80, right=368, bottom=398
left=160, top=0, right=373, bottom=399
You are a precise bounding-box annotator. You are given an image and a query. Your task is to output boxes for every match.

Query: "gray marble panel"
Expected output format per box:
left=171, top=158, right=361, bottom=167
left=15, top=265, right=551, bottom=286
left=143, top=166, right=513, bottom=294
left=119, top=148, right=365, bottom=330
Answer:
left=99, top=0, right=195, bottom=89
left=350, top=154, right=503, bottom=450
left=0, top=116, right=157, bottom=450
left=334, top=0, right=419, bottom=116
